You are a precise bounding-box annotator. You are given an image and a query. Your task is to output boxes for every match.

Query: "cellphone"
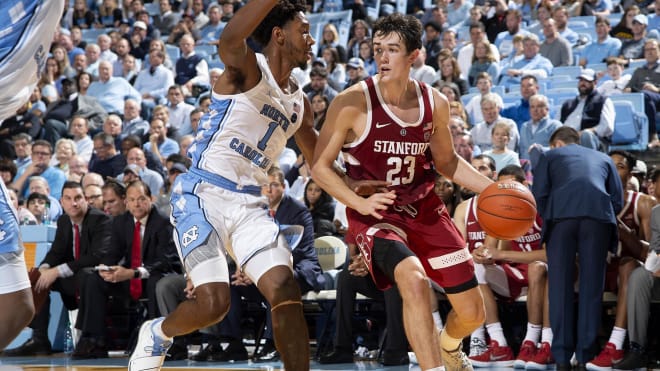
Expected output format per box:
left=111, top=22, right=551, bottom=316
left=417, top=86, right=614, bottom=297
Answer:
left=94, top=265, right=115, bottom=271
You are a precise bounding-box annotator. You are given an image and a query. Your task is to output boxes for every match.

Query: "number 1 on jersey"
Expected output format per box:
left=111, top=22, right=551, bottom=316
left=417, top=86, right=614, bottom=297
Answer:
left=257, top=121, right=278, bottom=151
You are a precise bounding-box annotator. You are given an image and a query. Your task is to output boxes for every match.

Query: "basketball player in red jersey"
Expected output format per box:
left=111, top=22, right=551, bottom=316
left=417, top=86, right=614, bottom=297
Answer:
left=455, top=165, right=552, bottom=370
left=313, top=13, right=493, bottom=371
left=586, top=151, right=657, bottom=371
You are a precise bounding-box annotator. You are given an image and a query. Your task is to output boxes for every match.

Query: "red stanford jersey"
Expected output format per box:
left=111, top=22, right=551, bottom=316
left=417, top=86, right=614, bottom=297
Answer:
left=511, top=214, right=543, bottom=253
left=465, top=197, right=486, bottom=252
left=342, top=76, right=436, bottom=206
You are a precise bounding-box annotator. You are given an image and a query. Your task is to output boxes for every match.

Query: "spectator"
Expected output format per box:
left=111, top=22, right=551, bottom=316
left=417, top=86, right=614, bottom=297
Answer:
left=175, top=34, right=209, bottom=98
left=494, top=9, right=531, bottom=59
left=464, top=73, right=503, bottom=126
left=198, top=5, right=225, bottom=44
left=84, top=43, right=102, bottom=79
left=117, top=148, right=165, bottom=199
left=483, top=121, right=521, bottom=172
left=303, top=66, right=338, bottom=103
left=358, top=39, right=377, bottom=76
left=316, top=23, right=347, bottom=63
left=0, top=103, right=41, bottom=159
left=560, top=68, right=615, bottom=151
left=471, top=93, right=520, bottom=152
left=597, top=57, right=632, bottom=96
left=519, top=94, right=563, bottom=161
left=121, top=99, right=150, bottom=143
left=436, top=52, right=469, bottom=95
left=552, top=7, right=579, bottom=46
left=97, top=34, right=117, bottom=63
left=144, top=118, right=180, bottom=166
left=12, top=133, right=33, bottom=172
left=624, top=39, right=660, bottom=148
left=610, top=5, right=639, bottom=40
left=344, top=57, right=369, bottom=90
left=423, top=21, right=443, bottom=70
left=346, top=19, right=370, bottom=60
left=28, top=176, right=63, bottom=223
left=88, top=132, right=126, bottom=178
left=499, top=35, right=553, bottom=89
left=501, top=75, right=539, bottom=130
left=410, top=47, right=437, bottom=86
left=68, top=155, right=89, bottom=183
left=153, top=0, right=181, bottom=35
left=539, top=18, right=573, bottom=67
left=310, top=93, right=330, bottom=131
left=101, top=179, right=126, bottom=217
left=50, top=138, right=77, bottom=177
left=134, top=50, right=175, bottom=114
left=303, top=179, right=336, bottom=237
left=620, top=14, right=648, bottom=60
left=84, top=184, right=104, bottom=210
left=166, top=85, right=195, bottom=138
left=11, top=140, right=67, bottom=200
left=579, top=17, right=622, bottom=67
left=320, top=47, right=345, bottom=92
left=87, top=61, right=141, bottom=115
left=189, top=0, right=209, bottom=29
left=467, top=39, right=499, bottom=87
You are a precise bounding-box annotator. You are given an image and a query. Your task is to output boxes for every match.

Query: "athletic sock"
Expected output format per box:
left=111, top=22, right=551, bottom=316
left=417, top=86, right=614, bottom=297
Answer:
left=541, top=327, right=553, bottom=345
left=523, top=323, right=542, bottom=344
left=609, top=327, right=626, bottom=350
left=152, top=318, right=173, bottom=340
left=486, top=322, right=508, bottom=347
left=471, top=325, right=486, bottom=343
left=432, top=310, right=444, bottom=331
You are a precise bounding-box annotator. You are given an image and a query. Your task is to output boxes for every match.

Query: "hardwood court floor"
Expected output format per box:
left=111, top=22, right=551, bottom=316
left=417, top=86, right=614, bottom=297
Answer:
left=0, top=353, right=414, bottom=371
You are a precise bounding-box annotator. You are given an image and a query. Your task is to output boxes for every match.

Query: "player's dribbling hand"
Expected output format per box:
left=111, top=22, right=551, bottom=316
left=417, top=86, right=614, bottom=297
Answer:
left=357, top=190, right=396, bottom=219
left=472, top=246, right=494, bottom=265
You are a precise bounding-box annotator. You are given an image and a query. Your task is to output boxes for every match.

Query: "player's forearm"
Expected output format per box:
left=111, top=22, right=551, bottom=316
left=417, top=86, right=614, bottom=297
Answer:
left=219, top=0, right=278, bottom=46
left=498, top=249, right=547, bottom=264
left=448, top=157, right=492, bottom=194
left=311, top=164, right=364, bottom=211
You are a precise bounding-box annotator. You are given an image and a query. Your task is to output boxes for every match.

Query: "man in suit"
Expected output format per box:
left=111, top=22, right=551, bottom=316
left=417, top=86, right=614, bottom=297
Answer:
left=532, top=127, right=623, bottom=369
left=3, top=181, right=112, bottom=356
left=185, top=166, right=324, bottom=362
left=73, top=180, right=181, bottom=359
left=152, top=0, right=181, bottom=36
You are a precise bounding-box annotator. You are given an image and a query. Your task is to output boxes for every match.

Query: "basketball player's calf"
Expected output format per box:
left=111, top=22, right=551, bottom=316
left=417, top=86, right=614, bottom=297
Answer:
left=161, top=282, right=231, bottom=337
left=372, top=238, right=443, bottom=370
left=257, top=265, right=310, bottom=371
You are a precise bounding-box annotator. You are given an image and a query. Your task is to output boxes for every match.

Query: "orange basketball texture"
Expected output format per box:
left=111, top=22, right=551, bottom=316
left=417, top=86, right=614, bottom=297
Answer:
left=476, top=181, right=537, bottom=240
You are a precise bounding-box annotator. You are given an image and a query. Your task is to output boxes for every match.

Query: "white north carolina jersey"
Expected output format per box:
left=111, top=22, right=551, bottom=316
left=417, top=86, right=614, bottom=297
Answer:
left=188, top=53, right=305, bottom=188
left=0, top=0, right=65, bottom=121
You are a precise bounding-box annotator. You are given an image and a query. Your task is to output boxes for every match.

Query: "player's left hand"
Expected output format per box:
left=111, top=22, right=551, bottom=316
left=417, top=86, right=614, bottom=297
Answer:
left=35, top=267, right=58, bottom=292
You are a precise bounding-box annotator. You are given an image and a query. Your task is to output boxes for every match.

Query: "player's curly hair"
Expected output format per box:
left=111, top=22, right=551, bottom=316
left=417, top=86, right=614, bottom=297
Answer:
left=372, top=13, right=422, bottom=54
left=252, top=0, right=307, bottom=47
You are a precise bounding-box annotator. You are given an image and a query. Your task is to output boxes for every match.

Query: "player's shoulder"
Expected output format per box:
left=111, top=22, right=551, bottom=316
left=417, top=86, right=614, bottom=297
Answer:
left=331, top=82, right=368, bottom=110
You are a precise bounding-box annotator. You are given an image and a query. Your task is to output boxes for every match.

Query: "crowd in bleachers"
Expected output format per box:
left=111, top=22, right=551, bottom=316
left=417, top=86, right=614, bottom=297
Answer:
left=2, top=0, right=660, bottom=368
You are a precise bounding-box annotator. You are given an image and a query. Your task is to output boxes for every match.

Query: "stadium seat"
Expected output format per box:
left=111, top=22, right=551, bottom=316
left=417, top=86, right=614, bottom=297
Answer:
left=552, top=65, right=582, bottom=79
left=548, top=80, right=578, bottom=90
left=81, top=28, right=106, bottom=43
left=144, top=2, right=159, bottom=15
left=165, top=44, right=180, bottom=63
left=194, top=44, right=217, bottom=59
left=609, top=100, right=649, bottom=151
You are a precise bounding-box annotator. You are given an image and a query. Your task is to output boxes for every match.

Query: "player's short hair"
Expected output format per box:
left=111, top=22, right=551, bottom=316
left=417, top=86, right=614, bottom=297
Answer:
left=609, top=150, right=635, bottom=172
left=252, top=0, right=307, bottom=47
left=372, top=13, right=423, bottom=54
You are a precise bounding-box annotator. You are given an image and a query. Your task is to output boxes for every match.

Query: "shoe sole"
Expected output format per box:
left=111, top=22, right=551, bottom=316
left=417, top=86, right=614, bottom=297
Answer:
left=129, top=319, right=166, bottom=371
left=471, top=359, right=515, bottom=367
left=586, top=362, right=616, bottom=371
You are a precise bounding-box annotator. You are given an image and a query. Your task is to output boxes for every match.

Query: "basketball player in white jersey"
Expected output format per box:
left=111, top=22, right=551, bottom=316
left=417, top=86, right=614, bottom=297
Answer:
left=0, top=0, right=65, bottom=350
left=129, top=0, right=318, bottom=370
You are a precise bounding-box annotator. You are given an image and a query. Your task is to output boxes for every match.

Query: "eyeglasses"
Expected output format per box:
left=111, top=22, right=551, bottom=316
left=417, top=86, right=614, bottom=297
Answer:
left=32, top=151, right=51, bottom=157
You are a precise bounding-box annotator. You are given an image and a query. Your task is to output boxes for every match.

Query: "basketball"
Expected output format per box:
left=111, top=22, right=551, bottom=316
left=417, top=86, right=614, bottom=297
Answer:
left=476, top=181, right=537, bottom=240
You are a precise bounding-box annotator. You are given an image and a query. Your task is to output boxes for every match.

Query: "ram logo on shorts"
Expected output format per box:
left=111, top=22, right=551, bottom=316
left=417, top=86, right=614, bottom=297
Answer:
left=181, top=225, right=199, bottom=248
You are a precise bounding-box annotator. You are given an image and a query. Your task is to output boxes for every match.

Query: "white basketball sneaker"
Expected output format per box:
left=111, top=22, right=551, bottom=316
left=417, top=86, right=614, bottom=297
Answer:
left=128, top=318, right=172, bottom=371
